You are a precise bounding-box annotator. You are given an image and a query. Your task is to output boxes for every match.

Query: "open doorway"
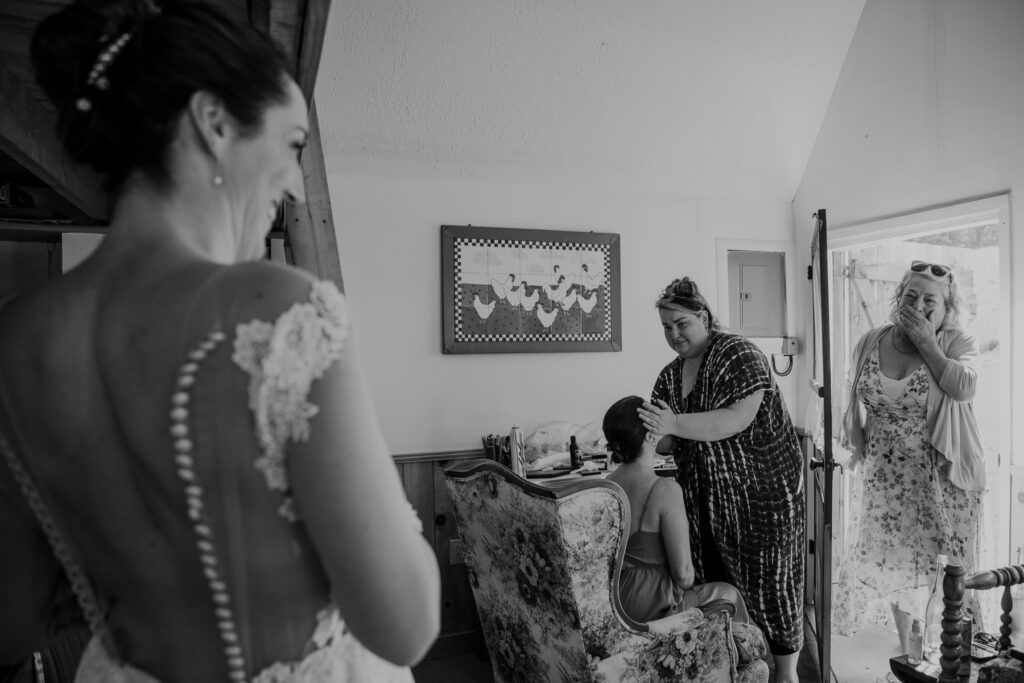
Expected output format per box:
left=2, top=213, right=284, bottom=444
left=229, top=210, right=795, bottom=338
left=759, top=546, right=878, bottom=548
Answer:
left=824, top=195, right=1011, bottom=682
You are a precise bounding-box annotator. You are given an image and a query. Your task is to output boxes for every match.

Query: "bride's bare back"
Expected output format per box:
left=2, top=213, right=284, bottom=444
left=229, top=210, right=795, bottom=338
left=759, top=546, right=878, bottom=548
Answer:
left=1, top=1, right=439, bottom=679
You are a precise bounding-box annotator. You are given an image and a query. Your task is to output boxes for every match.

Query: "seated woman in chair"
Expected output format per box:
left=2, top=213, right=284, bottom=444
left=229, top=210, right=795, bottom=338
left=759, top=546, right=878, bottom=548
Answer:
left=604, top=395, right=751, bottom=624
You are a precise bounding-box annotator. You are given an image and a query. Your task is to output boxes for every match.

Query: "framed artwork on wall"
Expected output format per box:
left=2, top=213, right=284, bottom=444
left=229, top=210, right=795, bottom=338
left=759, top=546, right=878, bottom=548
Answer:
left=441, top=225, right=622, bottom=354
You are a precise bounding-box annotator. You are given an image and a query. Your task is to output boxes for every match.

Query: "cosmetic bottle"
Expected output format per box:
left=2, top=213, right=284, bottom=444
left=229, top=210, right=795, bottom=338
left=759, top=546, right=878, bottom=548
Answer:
left=907, top=618, right=924, bottom=665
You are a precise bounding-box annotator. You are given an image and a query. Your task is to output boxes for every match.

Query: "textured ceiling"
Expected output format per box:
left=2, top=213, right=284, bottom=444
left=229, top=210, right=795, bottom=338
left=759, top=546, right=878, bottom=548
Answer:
left=316, top=0, right=866, bottom=202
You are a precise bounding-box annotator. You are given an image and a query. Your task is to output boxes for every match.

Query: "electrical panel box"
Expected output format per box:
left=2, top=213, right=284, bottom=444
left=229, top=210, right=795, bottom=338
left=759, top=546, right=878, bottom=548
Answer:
left=781, top=337, right=799, bottom=355
left=727, top=250, right=786, bottom=337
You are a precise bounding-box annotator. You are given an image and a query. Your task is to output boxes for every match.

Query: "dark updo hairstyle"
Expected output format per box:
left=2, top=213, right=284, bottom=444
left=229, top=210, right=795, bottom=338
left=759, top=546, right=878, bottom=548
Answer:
left=31, top=0, right=292, bottom=195
left=603, top=396, right=648, bottom=464
left=655, top=276, right=722, bottom=331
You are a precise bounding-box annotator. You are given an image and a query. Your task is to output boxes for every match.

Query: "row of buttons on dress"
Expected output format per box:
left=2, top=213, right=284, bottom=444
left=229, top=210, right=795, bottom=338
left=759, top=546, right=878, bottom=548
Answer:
left=170, top=330, right=248, bottom=682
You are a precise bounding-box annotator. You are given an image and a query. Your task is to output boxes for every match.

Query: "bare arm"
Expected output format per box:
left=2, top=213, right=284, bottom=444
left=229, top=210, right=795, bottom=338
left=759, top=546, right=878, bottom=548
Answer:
left=657, top=481, right=694, bottom=590
left=640, top=392, right=764, bottom=442
left=289, top=340, right=440, bottom=666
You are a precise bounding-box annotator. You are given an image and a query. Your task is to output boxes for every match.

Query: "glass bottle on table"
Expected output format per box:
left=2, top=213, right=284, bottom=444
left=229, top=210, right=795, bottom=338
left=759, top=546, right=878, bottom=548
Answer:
left=923, top=553, right=950, bottom=664
left=907, top=618, right=924, bottom=665
left=569, top=435, right=581, bottom=470
left=509, top=425, right=525, bottom=476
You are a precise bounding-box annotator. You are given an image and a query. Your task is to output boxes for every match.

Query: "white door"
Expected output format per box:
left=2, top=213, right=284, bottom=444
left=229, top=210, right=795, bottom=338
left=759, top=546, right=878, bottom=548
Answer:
left=828, top=196, right=1013, bottom=632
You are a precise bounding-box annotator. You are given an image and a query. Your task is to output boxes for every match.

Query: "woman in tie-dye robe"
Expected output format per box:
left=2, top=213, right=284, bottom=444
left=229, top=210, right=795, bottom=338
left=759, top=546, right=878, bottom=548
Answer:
left=639, top=276, right=805, bottom=683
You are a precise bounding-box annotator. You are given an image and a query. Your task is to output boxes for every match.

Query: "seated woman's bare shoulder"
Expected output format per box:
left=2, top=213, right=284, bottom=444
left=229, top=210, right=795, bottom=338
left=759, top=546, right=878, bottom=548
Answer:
left=654, top=476, right=684, bottom=504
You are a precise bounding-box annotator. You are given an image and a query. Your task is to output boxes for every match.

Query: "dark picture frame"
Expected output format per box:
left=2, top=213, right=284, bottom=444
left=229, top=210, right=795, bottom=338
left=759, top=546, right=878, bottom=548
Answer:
left=441, top=225, right=622, bottom=354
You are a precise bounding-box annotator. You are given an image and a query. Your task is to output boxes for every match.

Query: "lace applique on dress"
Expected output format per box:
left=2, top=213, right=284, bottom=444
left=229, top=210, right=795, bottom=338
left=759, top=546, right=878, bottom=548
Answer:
left=74, top=605, right=413, bottom=683
left=232, top=281, right=350, bottom=520
left=251, top=605, right=413, bottom=683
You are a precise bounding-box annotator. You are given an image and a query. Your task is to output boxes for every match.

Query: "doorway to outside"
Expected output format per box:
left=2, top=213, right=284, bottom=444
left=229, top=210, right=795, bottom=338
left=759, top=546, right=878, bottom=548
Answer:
left=825, top=195, right=1011, bottom=683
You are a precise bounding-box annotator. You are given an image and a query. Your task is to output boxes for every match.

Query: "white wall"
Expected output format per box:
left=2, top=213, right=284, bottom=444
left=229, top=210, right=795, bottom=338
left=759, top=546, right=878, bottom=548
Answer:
left=316, top=1, right=863, bottom=205
left=316, top=0, right=859, bottom=454
left=332, top=174, right=799, bottom=454
left=792, top=0, right=1024, bottom=422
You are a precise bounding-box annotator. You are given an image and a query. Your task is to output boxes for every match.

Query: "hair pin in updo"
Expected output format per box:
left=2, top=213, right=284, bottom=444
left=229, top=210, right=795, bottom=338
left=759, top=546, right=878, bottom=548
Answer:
left=74, top=2, right=163, bottom=112
left=75, top=30, right=134, bottom=112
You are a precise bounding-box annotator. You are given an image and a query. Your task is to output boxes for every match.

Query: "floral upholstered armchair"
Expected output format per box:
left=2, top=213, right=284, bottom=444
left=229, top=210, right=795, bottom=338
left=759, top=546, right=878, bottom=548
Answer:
left=444, top=459, right=769, bottom=682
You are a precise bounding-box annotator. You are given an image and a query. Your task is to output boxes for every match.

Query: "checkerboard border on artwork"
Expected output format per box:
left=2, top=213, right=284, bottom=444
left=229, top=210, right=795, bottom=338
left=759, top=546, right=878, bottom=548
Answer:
left=452, top=237, right=612, bottom=343
left=441, top=225, right=621, bottom=354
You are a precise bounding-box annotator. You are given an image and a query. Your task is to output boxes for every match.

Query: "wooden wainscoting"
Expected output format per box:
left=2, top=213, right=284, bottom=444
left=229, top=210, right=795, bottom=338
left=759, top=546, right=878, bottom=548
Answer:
left=395, top=451, right=485, bottom=660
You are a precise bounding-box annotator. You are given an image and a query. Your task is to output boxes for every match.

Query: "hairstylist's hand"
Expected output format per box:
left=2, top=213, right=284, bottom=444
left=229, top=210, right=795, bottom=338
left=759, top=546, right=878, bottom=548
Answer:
left=898, top=304, right=938, bottom=349
left=638, top=399, right=677, bottom=437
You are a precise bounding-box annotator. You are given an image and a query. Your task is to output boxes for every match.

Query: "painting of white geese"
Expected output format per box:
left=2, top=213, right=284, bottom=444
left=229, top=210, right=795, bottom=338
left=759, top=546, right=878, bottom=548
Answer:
left=536, top=301, right=559, bottom=328
left=472, top=294, right=496, bottom=320
left=440, top=225, right=619, bottom=352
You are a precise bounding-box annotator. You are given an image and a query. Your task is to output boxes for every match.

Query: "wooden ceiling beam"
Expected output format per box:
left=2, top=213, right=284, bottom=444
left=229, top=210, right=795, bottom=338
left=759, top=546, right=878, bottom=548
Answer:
left=293, top=0, right=331, bottom=102
left=262, top=0, right=330, bottom=102
left=266, top=0, right=340, bottom=287
left=0, top=221, right=106, bottom=236
left=268, top=0, right=303, bottom=72
left=0, top=62, right=107, bottom=222
left=283, top=99, right=343, bottom=290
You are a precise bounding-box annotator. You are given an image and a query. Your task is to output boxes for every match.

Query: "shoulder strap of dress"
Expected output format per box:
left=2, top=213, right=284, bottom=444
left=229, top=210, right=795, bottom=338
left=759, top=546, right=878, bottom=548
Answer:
left=637, top=478, right=661, bottom=528
left=0, top=427, right=115, bottom=655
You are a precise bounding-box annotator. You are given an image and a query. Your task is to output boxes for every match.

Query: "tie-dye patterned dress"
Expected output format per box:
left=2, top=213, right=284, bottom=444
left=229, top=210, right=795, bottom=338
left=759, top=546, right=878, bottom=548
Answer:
left=652, top=331, right=805, bottom=654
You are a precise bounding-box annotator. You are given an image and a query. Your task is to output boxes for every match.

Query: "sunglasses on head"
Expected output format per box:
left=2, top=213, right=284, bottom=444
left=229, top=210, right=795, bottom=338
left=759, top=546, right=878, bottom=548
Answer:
left=910, top=261, right=951, bottom=278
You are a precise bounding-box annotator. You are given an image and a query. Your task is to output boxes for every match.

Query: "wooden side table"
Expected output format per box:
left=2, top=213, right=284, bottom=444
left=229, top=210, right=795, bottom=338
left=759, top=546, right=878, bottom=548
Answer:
left=890, top=654, right=1024, bottom=683
left=889, top=655, right=940, bottom=683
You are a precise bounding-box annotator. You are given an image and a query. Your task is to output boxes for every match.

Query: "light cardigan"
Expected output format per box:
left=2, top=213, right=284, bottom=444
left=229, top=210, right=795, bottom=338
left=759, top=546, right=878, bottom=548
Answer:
left=841, top=323, right=986, bottom=492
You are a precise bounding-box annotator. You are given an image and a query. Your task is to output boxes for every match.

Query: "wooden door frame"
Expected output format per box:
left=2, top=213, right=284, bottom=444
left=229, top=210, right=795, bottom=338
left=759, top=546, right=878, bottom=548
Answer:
left=808, top=209, right=836, bottom=682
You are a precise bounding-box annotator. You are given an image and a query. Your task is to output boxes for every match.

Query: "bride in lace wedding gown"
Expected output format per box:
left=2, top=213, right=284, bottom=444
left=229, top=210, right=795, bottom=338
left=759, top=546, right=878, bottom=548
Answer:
left=0, top=2, right=439, bottom=681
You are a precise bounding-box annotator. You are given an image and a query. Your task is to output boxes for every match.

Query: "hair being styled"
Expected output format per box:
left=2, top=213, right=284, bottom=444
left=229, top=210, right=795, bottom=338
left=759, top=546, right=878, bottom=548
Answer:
left=655, top=276, right=721, bottom=331
left=603, top=396, right=648, bottom=464
left=890, top=262, right=965, bottom=330
left=31, top=0, right=291, bottom=194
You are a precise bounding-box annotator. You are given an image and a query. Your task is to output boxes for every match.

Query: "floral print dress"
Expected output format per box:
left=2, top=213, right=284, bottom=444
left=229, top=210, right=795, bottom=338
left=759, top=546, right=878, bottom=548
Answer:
left=832, top=343, right=982, bottom=634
